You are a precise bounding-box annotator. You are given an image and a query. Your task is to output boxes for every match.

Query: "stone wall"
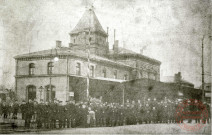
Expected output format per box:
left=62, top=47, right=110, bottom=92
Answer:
left=16, top=57, right=131, bottom=80
left=69, top=76, right=202, bottom=104
left=16, top=76, right=68, bottom=103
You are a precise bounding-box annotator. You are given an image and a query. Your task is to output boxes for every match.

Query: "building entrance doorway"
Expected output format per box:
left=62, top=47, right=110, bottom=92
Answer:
left=27, top=85, right=36, bottom=101
left=45, top=85, right=55, bottom=102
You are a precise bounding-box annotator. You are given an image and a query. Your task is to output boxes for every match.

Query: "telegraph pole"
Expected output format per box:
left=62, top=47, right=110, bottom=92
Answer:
left=201, top=35, right=205, bottom=102
left=86, top=7, right=92, bottom=102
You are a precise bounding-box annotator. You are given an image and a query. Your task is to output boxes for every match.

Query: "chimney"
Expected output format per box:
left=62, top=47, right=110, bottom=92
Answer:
left=174, top=72, right=182, bottom=83
left=113, top=40, right=119, bottom=54
left=56, top=40, right=62, bottom=48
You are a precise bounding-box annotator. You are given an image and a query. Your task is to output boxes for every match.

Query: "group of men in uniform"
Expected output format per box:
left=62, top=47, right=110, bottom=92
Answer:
left=0, top=97, right=210, bottom=129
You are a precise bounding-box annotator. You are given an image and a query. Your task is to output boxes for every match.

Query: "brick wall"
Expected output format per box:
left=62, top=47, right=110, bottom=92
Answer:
left=69, top=76, right=202, bottom=104
left=16, top=76, right=67, bottom=103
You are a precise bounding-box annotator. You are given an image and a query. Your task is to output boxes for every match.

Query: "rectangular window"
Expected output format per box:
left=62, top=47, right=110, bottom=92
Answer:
left=103, top=68, right=106, bottom=78
left=48, top=62, right=54, bottom=75
left=114, top=70, right=118, bottom=79
left=124, top=74, right=128, bottom=80
left=29, top=63, right=35, bottom=75
left=76, top=63, right=81, bottom=75
left=90, top=65, right=94, bottom=77
left=29, top=68, right=34, bottom=75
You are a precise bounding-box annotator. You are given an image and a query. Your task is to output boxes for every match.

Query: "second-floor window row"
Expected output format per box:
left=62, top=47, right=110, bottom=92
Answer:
left=28, top=63, right=132, bottom=80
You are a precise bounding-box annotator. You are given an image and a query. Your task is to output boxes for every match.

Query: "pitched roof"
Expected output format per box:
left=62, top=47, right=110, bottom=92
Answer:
left=70, top=9, right=107, bottom=36
left=118, top=47, right=138, bottom=54
left=108, top=47, right=161, bottom=65
left=14, top=47, right=132, bottom=69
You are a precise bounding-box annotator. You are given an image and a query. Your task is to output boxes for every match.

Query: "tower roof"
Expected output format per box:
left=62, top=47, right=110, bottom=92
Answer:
left=70, top=9, right=107, bottom=36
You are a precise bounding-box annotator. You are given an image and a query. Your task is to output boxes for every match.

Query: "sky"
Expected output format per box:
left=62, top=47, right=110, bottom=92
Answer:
left=0, top=0, right=211, bottom=88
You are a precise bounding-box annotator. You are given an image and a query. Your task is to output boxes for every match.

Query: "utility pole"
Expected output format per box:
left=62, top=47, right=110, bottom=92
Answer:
left=49, top=48, right=53, bottom=103
left=201, top=35, right=205, bottom=102
left=86, top=8, right=92, bottom=102
left=122, top=84, right=125, bottom=105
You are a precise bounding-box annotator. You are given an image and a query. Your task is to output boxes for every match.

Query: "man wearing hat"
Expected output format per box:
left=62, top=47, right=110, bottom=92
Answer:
left=36, top=100, right=43, bottom=128
left=25, top=99, right=34, bottom=128
left=12, top=100, right=19, bottom=119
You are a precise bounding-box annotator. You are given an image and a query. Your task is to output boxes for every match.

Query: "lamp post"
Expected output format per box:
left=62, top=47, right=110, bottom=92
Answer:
left=39, top=86, right=43, bottom=102
left=49, top=48, right=59, bottom=103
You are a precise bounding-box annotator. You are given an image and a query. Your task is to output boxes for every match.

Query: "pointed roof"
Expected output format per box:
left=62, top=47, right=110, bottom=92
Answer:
left=70, top=9, right=107, bottom=36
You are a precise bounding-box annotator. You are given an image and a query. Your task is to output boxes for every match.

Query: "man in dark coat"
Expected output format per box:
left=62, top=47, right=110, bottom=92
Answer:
left=13, top=100, right=19, bottom=119
left=49, top=101, right=58, bottom=129
left=2, top=102, right=8, bottom=119
left=25, top=100, right=34, bottom=128
left=20, top=100, right=27, bottom=120
left=36, top=101, right=43, bottom=129
left=144, top=103, right=151, bottom=124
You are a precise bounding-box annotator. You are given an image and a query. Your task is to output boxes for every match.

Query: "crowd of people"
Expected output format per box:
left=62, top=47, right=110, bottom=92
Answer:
left=0, top=97, right=210, bottom=129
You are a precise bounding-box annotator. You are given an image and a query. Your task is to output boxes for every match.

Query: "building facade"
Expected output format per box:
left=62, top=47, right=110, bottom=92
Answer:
left=14, top=9, right=161, bottom=103
left=200, top=83, right=211, bottom=103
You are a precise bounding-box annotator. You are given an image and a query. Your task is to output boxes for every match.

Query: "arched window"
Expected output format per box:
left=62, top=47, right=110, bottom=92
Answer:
left=27, top=85, right=36, bottom=101
left=29, top=63, right=35, bottom=75
left=45, top=85, right=55, bottom=102
left=48, top=62, right=54, bottom=74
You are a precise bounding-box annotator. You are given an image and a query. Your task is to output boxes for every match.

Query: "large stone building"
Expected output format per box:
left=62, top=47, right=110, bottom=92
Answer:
left=14, top=9, right=161, bottom=103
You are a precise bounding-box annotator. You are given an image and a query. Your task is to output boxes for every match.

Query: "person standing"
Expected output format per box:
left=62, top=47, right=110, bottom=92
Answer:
left=27, top=100, right=34, bottom=128
left=36, top=101, right=43, bottom=129
left=20, top=100, right=27, bottom=121
left=0, top=99, right=2, bottom=118
left=69, top=101, right=76, bottom=128
left=144, top=103, right=151, bottom=124
left=13, top=100, right=19, bottom=119
left=2, top=102, right=8, bottom=119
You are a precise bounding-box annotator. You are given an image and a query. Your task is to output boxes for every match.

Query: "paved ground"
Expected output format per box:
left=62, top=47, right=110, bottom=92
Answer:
left=26, top=123, right=210, bottom=134
left=0, top=120, right=211, bottom=134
